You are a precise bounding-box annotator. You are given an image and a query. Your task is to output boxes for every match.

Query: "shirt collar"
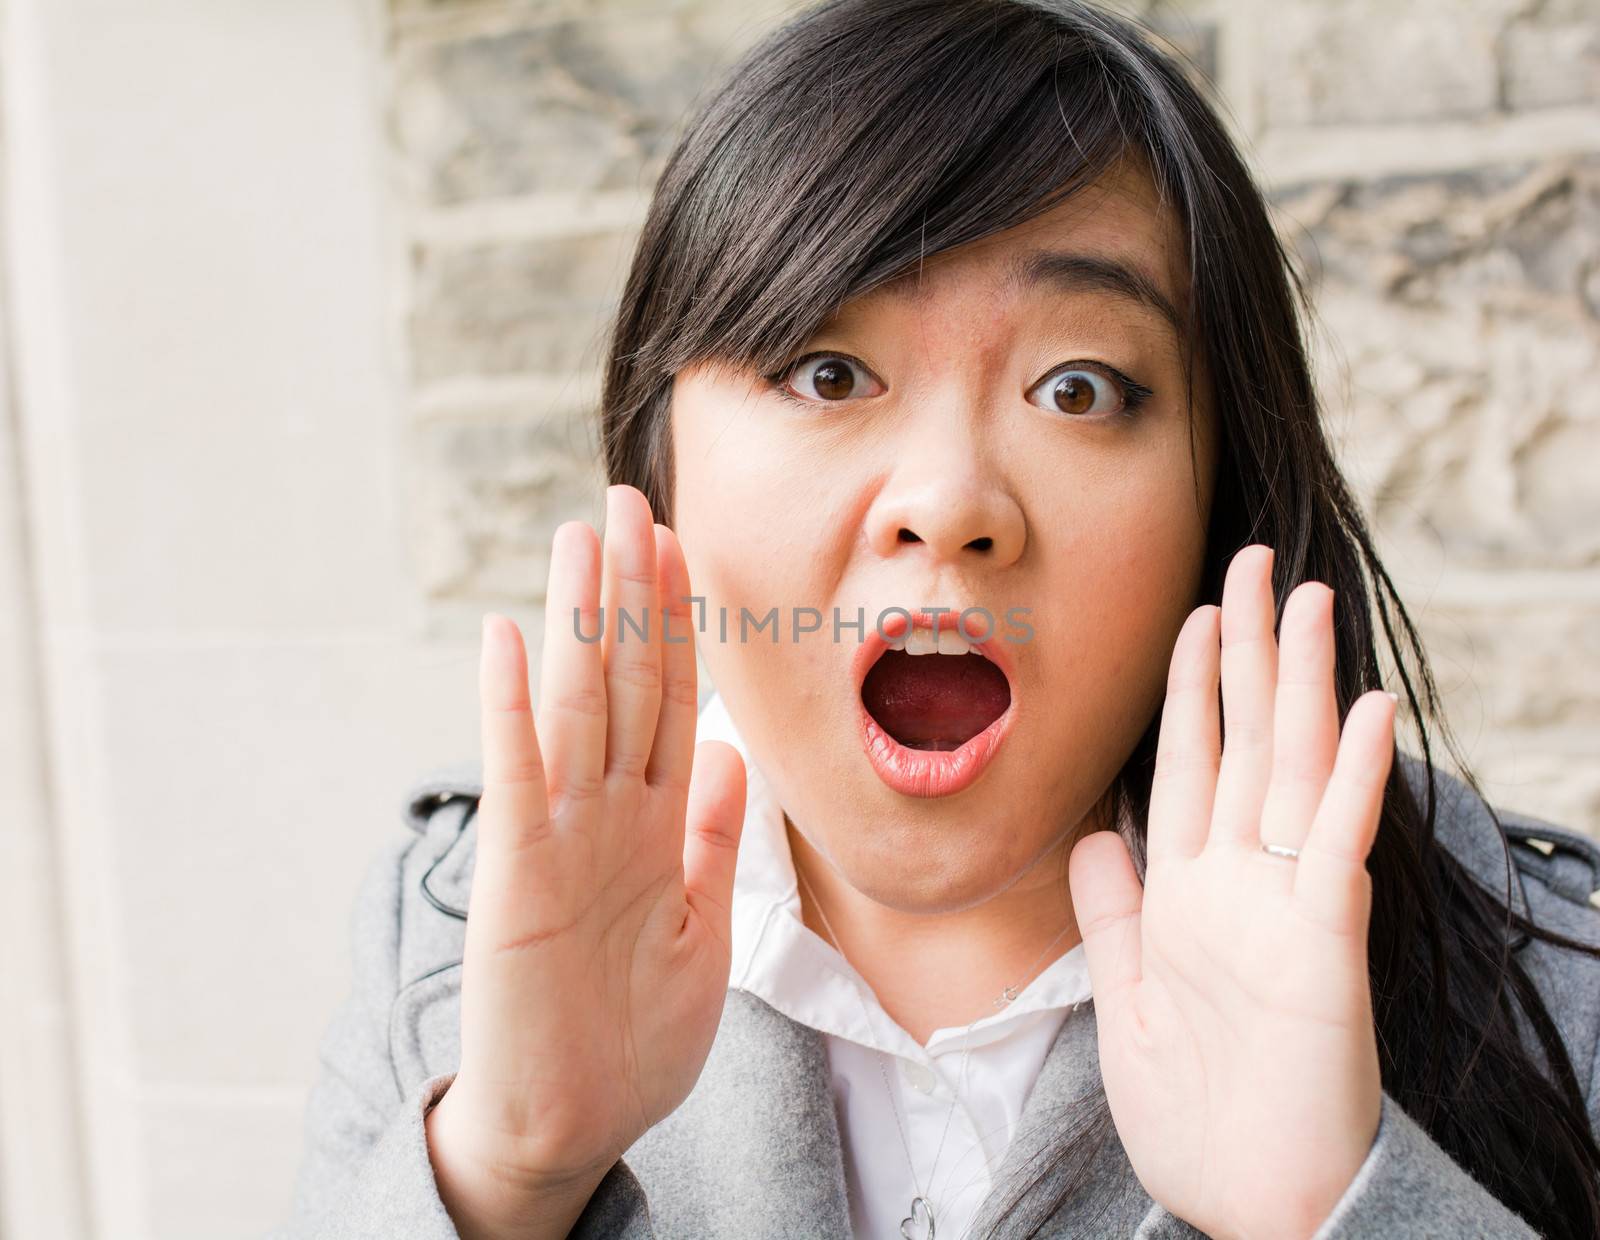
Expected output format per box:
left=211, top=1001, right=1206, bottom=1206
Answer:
left=693, top=689, right=1092, bottom=1057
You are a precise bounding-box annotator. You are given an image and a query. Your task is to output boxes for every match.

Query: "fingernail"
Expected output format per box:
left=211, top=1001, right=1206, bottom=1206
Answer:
left=1384, top=691, right=1399, bottom=703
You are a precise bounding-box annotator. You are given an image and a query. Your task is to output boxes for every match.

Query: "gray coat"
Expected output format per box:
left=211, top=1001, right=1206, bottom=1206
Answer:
left=270, top=752, right=1600, bottom=1239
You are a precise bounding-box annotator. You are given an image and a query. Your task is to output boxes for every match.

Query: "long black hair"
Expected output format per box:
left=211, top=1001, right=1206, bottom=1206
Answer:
left=596, top=1, right=1600, bottom=1234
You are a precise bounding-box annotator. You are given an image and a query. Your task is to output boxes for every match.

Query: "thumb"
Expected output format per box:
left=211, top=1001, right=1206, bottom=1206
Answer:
left=1068, top=830, right=1144, bottom=1009
left=681, top=740, right=748, bottom=948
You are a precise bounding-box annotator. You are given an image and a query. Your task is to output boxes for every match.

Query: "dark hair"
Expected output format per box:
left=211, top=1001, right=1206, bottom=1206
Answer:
left=598, top=0, right=1600, bottom=1234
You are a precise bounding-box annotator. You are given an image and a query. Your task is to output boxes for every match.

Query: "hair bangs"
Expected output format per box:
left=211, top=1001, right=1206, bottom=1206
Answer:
left=643, top=2, right=1153, bottom=381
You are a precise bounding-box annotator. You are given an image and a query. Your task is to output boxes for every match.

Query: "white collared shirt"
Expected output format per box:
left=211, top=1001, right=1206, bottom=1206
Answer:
left=695, top=691, right=1093, bottom=1240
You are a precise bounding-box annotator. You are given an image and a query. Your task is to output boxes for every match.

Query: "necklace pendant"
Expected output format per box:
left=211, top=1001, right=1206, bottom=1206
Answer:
left=899, top=1195, right=934, bottom=1240
left=993, top=984, right=1019, bottom=1009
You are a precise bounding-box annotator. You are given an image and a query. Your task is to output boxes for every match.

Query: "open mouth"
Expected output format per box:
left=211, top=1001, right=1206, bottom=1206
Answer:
left=861, top=645, right=1012, bottom=750
left=854, top=612, right=1018, bottom=797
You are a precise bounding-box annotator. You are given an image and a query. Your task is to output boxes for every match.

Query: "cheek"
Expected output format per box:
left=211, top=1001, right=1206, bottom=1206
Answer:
left=1024, top=442, right=1208, bottom=724
left=672, top=381, right=818, bottom=536
left=671, top=406, right=846, bottom=702
left=672, top=381, right=880, bottom=609
left=675, top=453, right=820, bottom=616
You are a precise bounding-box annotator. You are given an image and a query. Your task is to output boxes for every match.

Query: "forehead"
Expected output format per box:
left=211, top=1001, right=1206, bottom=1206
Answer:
left=866, top=157, right=1188, bottom=336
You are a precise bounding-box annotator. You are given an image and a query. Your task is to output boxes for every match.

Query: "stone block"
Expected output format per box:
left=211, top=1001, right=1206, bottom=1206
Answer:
left=408, top=409, right=607, bottom=601
left=1262, top=6, right=1499, bottom=126
left=1418, top=604, right=1600, bottom=734
left=394, top=13, right=728, bottom=205
left=1503, top=18, right=1600, bottom=112
left=1271, top=155, right=1600, bottom=571
left=1463, top=743, right=1600, bottom=842
left=408, top=232, right=634, bottom=384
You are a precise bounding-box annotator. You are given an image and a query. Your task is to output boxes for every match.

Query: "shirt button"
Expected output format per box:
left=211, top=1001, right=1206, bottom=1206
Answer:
left=900, top=1058, right=938, bottom=1094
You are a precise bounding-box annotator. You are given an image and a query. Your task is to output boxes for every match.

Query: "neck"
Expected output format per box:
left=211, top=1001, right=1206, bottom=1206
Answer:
left=786, top=814, right=1086, bottom=1046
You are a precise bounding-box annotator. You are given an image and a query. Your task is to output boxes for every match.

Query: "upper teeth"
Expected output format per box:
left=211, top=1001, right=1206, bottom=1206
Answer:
left=892, top=628, right=972, bottom=656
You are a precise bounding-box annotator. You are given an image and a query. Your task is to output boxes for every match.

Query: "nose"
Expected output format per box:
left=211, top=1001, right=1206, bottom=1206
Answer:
left=864, top=441, right=1025, bottom=568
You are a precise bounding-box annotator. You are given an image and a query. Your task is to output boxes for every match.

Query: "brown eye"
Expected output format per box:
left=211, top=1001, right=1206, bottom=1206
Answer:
left=1025, top=362, right=1149, bottom=419
left=810, top=358, right=855, bottom=400
left=778, top=353, right=885, bottom=405
left=1052, top=373, right=1097, bottom=415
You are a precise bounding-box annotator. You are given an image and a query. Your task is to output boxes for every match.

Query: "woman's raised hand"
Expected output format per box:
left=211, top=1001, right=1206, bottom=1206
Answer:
left=426, top=484, right=747, bottom=1237
left=1068, top=544, right=1395, bottom=1240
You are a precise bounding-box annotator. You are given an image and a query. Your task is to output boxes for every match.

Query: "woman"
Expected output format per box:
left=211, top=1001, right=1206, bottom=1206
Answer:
left=274, top=1, right=1600, bottom=1236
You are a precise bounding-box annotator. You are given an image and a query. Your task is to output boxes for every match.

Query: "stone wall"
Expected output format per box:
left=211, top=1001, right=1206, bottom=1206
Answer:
left=386, top=0, right=1600, bottom=835
left=388, top=0, right=802, bottom=627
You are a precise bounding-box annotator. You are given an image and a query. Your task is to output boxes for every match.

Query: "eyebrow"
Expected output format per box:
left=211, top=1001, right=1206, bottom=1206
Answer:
left=879, top=248, right=1185, bottom=339
left=1009, top=250, right=1184, bottom=339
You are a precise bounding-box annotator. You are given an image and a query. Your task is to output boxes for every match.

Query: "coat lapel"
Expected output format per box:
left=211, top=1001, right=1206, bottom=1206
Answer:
left=964, top=997, right=1140, bottom=1237
left=622, top=987, right=854, bottom=1238
left=618, top=985, right=1195, bottom=1238
left=961, top=998, right=1209, bottom=1238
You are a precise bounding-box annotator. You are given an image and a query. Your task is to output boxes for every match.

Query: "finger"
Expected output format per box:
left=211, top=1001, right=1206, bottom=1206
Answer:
left=479, top=612, right=550, bottom=840
left=1207, top=544, right=1279, bottom=849
left=1293, top=690, right=1398, bottom=934
left=1067, top=830, right=1143, bottom=1008
left=646, top=523, right=699, bottom=792
left=680, top=740, right=748, bottom=955
left=599, top=484, right=664, bottom=781
left=1260, top=582, right=1339, bottom=854
left=536, top=520, right=606, bottom=810
left=1146, top=604, right=1222, bottom=866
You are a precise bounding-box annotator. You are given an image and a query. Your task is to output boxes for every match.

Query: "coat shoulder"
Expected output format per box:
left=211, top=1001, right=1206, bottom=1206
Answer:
left=1397, top=749, right=1600, bottom=926
left=391, top=763, right=482, bottom=985
left=1498, top=808, right=1600, bottom=920
left=1497, top=802, right=1600, bottom=1123
left=1402, top=750, right=1600, bottom=1114
left=400, top=760, right=485, bottom=837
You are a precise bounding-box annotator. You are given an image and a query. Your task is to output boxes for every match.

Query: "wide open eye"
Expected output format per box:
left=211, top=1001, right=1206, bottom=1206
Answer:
left=1024, top=361, right=1153, bottom=419
left=771, top=352, right=886, bottom=406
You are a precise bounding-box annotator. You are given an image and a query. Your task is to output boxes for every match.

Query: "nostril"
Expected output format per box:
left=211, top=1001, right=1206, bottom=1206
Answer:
left=966, top=536, right=993, bottom=552
left=897, top=528, right=921, bottom=544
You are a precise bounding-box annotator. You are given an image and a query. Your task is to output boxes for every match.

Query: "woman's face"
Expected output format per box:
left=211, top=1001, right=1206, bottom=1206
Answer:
left=669, top=159, right=1219, bottom=915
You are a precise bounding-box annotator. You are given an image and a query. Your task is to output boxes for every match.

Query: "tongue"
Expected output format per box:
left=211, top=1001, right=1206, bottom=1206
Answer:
left=861, top=649, right=1011, bottom=751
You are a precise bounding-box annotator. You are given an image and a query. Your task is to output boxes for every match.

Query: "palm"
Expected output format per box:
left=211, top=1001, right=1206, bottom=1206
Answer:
left=465, top=761, right=735, bottom=1167
left=444, top=484, right=747, bottom=1186
left=1069, top=545, right=1395, bottom=1240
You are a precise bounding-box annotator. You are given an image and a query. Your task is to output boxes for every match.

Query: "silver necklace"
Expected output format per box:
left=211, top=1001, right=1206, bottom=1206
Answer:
left=793, top=860, right=1075, bottom=1240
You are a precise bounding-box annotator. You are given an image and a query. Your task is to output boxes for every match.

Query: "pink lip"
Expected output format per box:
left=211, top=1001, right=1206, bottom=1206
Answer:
left=851, top=608, right=1019, bottom=799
